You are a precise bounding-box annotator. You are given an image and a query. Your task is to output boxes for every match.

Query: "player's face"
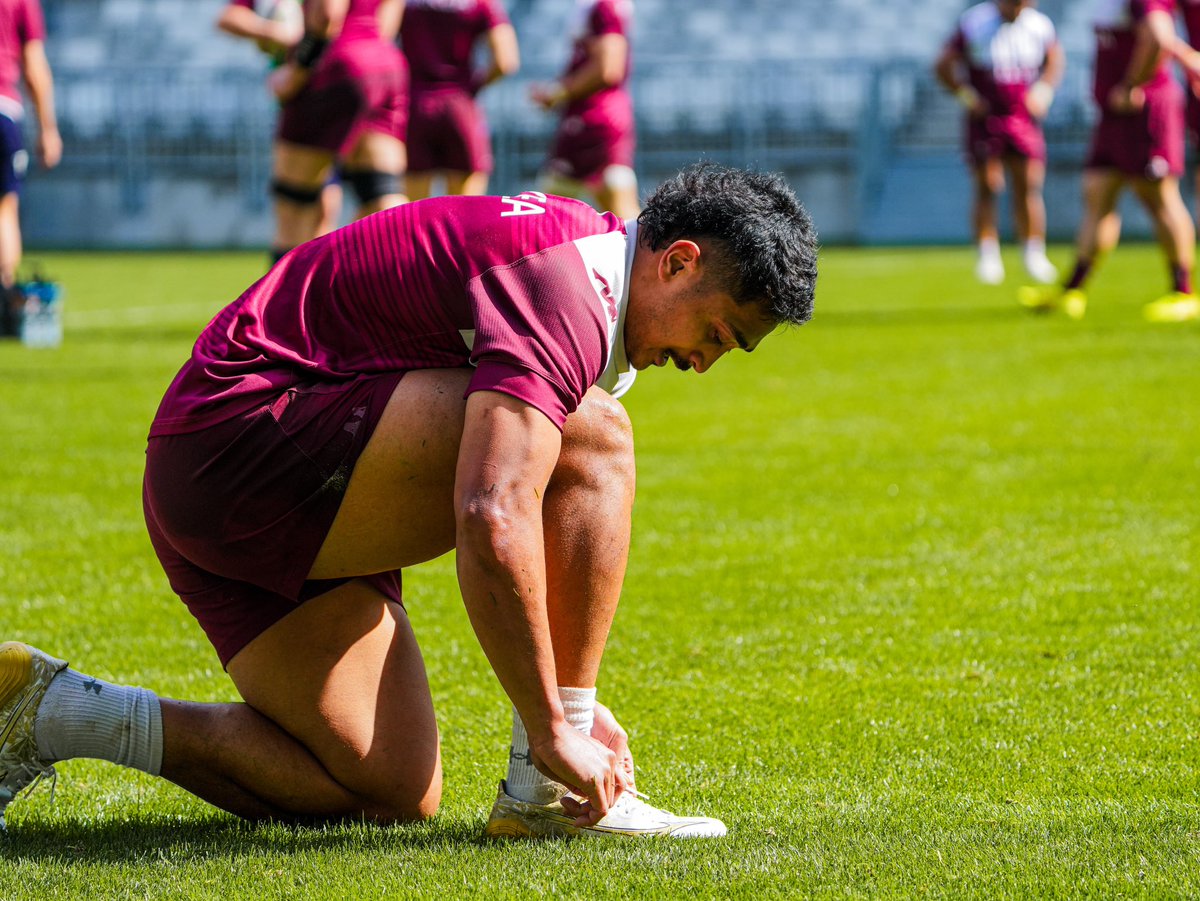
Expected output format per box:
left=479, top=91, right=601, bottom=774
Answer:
left=996, top=0, right=1028, bottom=22
left=625, top=273, right=776, bottom=374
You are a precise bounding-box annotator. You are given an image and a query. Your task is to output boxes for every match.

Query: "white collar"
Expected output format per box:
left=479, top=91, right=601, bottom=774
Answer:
left=612, top=218, right=638, bottom=375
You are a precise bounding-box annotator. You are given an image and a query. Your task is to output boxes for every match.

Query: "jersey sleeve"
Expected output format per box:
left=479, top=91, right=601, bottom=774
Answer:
left=944, top=24, right=966, bottom=55
left=590, top=0, right=629, bottom=38
left=481, top=0, right=510, bottom=29
left=1132, top=0, right=1177, bottom=17
left=19, top=0, right=47, bottom=44
left=465, top=242, right=609, bottom=430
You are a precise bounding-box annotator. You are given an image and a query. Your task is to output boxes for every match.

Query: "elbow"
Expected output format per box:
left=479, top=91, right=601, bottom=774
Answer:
left=456, top=492, right=523, bottom=560
left=500, top=55, right=521, bottom=78
left=599, top=68, right=623, bottom=89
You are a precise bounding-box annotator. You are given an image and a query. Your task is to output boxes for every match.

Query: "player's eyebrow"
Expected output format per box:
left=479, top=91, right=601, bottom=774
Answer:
left=732, top=327, right=752, bottom=352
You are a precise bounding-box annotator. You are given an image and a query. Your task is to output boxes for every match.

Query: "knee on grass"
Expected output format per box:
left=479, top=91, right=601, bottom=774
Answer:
left=342, top=770, right=443, bottom=825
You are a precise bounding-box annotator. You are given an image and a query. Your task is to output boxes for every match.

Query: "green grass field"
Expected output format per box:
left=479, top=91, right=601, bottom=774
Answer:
left=1, top=245, right=1197, bottom=899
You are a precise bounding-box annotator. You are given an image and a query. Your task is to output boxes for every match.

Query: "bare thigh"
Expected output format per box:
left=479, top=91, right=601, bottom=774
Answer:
left=226, top=577, right=442, bottom=820
left=274, top=141, right=336, bottom=189
left=309, top=368, right=471, bottom=580
left=0, top=192, right=21, bottom=284
left=444, top=170, right=489, bottom=196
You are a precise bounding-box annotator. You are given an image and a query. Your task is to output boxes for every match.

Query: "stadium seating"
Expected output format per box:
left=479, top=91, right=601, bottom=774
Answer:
left=28, top=0, right=1144, bottom=247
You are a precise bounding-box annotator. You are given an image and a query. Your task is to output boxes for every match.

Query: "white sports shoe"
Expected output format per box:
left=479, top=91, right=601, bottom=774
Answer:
left=0, top=642, right=67, bottom=831
left=1023, top=250, right=1059, bottom=284
left=484, top=780, right=727, bottom=839
left=975, top=254, right=1005, bottom=285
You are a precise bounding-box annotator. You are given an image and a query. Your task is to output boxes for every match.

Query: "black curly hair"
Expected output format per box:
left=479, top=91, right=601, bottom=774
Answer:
left=637, top=163, right=818, bottom=325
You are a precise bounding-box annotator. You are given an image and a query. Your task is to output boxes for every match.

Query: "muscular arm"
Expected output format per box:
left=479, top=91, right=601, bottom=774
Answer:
left=455, top=390, right=617, bottom=822
left=532, top=33, right=625, bottom=109
left=933, top=44, right=964, bottom=93
left=1041, top=40, right=1066, bottom=88
left=303, top=0, right=346, bottom=36
left=563, top=33, right=625, bottom=99
left=1125, top=10, right=1175, bottom=87
left=1108, top=10, right=1176, bottom=112
left=476, top=23, right=520, bottom=91
left=219, top=4, right=280, bottom=42
left=20, top=40, right=59, bottom=168
left=933, top=42, right=984, bottom=115
left=377, top=0, right=403, bottom=42
left=1171, top=34, right=1200, bottom=93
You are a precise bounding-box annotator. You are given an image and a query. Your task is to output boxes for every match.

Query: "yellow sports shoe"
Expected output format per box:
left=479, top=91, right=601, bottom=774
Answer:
left=0, top=642, right=68, bottom=831
left=1062, top=289, right=1087, bottom=320
left=483, top=780, right=727, bottom=839
left=1018, top=285, right=1086, bottom=319
left=1143, top=292, right=1200, bottom=323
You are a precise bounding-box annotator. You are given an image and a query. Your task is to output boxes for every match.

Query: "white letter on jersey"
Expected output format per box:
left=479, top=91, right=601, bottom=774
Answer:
left=500, top=192, right=548, bottom=217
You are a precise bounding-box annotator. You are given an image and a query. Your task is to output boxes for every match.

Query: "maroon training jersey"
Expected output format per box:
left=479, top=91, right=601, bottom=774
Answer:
left=561, top=0, right=632, bottom=123
left=150, top=194, right=638, bottom=436
left=0, top=0, right=44, bottom=107
left=1092, top=0, right=1176, bottom=104
left=402, top=0, right=509, bottom=91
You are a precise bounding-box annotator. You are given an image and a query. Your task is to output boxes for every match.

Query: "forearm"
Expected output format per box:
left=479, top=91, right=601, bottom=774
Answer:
left=377, top=0, right=403, bottom=41
left=933, top=52, right=963, bottom=93
left=476, top=24, right=519, bottom=91
left=303, top=0, right=346, bottom=37
left=550, top=59, right=607, bottom=106
left=1171, top=35, right=1200, bottom=75
left=1123, top=13, right=1172, bottom=87
left=551, top=35, right=624, bottom=105
left=217, top=5, right=275, bottom=41
left=21, top=46, right=56, bottom=135
left=1040, top=43, right=1065, bottom=89
left=457, top=512, right=564, bottom=739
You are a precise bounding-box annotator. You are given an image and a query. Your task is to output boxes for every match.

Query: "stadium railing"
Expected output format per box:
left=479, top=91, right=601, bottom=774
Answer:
left=26, top=58, right=1098, bottom=247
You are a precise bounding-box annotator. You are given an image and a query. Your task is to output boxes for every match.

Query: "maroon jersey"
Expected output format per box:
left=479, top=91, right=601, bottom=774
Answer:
left=0, top=0, right=44, bottom=106
left=150, top=194, right=637, bottom=436
left=1092, top=0, right=1176, bottom=105
left=401, top=0, right=509, bottom=91
left=561, top=0, right=632, bottom=123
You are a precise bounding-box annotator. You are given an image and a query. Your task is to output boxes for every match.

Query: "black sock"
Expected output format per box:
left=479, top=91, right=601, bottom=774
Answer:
left=1171, top=264, right=1192, bottom=295
left=1065, top=259, right=1092, bottom=291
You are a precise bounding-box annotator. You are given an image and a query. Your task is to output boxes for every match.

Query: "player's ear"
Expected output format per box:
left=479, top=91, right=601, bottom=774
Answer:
left=660, top=240, right=702, bottom=280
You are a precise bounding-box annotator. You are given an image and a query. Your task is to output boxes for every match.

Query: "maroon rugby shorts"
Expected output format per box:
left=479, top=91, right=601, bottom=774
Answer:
left=407, top=88, right=493, bottom=174
left=1085, top=86, right=1184, bottom=180
left=1187, top=89, right=1200, bottom=152
left=278, top=41, right=409, bottom=155
left=966, top=112, right=1046, bottom=165
left=143, top=373, right=405, bottom=667
left=547, top=114, right=635, bottom=186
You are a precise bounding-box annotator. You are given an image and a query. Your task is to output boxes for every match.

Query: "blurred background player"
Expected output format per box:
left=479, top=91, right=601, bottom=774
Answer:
left=216, top=0, right=344, bottom=246
left=1020, top=0, right=1196, bottom=322
left=530, top=0, right=638, bottom=219
left=400, top=0, right=519, bottom=199
left=0, top=0, right=59, bottom=337
left=934, top=0, right=1063, bottom=286
left=266, top=0, right=408, bottom=264
left=1173, top=1, right=1200, bottom=218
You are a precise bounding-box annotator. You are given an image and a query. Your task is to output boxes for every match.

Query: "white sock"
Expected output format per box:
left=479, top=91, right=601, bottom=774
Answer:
left=34, top=668, right=163, bottom=776
left=1024, top=237, right=1047, bottom=256
left=979, top=237, right=1001, bottom=261
left=506, top=686, right=596, bottom=804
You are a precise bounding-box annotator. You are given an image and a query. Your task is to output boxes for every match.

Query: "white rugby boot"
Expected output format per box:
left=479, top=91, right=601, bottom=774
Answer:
left=1022, top=247, right=1059, bottom=284
left=484, top=780, right=727, bottom=839
left=974, top=253, right=1005, bottom=285
left=0, top=642, right=68, bottom=830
